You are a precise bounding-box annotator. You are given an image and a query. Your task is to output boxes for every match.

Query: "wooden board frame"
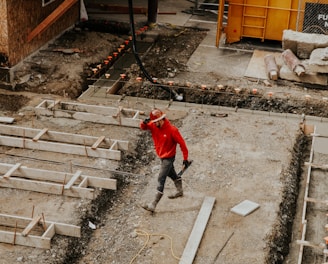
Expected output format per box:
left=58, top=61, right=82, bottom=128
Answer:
left=0, top=162, right=116, bottom=198
left=0, top=213, right=80, bottom=249
left=35, top=100, right=144, bottom=127
left=0, top=124, right=129, bottom=160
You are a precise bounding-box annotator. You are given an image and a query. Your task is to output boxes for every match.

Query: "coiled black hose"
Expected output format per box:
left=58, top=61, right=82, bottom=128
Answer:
left=127, top=0, right=182, bottom=101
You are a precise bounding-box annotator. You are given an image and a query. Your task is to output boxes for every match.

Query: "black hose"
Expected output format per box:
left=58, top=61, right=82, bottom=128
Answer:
left=127, top=0, right=182, bottom=101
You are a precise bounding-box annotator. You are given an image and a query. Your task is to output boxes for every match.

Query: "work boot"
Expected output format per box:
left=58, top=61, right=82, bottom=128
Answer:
left=141, top=191, right=163, bottom=212
left=168, top=178, right=183, bottom=199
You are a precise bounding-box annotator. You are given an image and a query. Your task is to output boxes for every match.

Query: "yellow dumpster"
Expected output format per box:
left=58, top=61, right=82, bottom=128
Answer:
left=224, top=0, right=301, bottom=43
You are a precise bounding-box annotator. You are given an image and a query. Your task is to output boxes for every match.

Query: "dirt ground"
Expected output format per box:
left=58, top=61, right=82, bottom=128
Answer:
left=0, top=19, right=328, bottom=264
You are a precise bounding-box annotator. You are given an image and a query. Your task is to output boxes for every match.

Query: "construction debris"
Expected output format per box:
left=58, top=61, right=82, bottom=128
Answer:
left=264, top=54, right=279, bottom=80
left=282, top=49, right=306, bottom=77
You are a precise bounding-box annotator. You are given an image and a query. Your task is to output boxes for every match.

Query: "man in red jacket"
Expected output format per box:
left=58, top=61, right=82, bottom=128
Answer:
left=140, top=108, right=190, bottom=213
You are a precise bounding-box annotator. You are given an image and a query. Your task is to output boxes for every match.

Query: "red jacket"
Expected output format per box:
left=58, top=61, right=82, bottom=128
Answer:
left=140, top=118, right=188, bottom=160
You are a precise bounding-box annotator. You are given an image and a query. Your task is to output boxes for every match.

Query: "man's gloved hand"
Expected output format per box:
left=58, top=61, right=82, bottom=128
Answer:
left=143, top=118, right=150, bottom=124
left=183, top=160, right=190, bottom=168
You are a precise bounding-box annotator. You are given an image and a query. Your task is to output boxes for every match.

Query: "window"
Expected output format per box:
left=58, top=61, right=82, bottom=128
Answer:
left=42, top=0, right=56, bottom=7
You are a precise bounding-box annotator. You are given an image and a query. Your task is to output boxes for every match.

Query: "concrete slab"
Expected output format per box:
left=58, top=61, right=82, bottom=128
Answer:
left=282, top=29, right=328, bottom=59
left=308, top=48, right=328, bottom=73
left=244, top=49, right=283, bottom=80
left=230, top=200, right=260, bottom=217
left=279, top=64, right=328, bottom=86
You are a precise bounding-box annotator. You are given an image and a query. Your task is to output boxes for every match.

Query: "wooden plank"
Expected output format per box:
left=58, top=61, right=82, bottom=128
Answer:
left=78, top=177, right=88, bottom=188
left=305, top=197, right=328, bottom=205
left=27, top=0, right=78, bottom=42
left=64, top=170, right=82, bottom=189
left=0, top=135, right=121, bottom=160
left=0, top=230, right=51, bottom=249
left=47, top=100, right=60, bottom=109
left=21, top=215, right=42, bottom=237
left=110, top=141, right=118, bottom=150
left=42, top=223, right=55, bottom=239
left=72, top=112, right=140, bottom=127
left=0, top=117, right=14, bottom=124
left=87, top=177, right=117, bottom=190
left=3, top=163, right=21, bottom=178
left=304, top=162, right=328, bottom=170
left=33, top=128, right=48, bottom=142
left=91, top=136, right=105, bottom=150
left=179, top=196, right=216, bottom=264
left=52, top=222, right=80, bottom=237
left=296, top=239, right=325, bottom=249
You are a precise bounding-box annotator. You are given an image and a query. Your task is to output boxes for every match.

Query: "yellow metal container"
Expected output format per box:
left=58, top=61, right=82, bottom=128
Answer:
left=225, top=0, right=300, bottom=43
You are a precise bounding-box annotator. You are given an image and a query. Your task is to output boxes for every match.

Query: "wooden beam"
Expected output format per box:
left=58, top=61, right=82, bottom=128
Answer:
left=296, top=239, right=325, bottom=249
left=33, top=128, right=48, bottom=142
left=179, top=196, right=216, bottom=264
left=64, top=170, right=82, bottom=189
left=305, top=197, right=328, bottom=205
left=46, top=100, right=60, bottom=109
left=3, top=163, right=21, bottom=178
left=27, top=0, right=78, bottom=42
left=22, top=215, right=42, bottom=237
left=304, top=162, right=328, bottom=170
left=0, top=117, right=14, bottom=124
left=91, top=136, right=105, bottom=150
left=0, top=230, right=51, bottom=249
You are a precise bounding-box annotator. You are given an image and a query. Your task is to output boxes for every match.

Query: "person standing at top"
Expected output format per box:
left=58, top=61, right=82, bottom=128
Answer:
left=140, top=108, right=190, bottom=213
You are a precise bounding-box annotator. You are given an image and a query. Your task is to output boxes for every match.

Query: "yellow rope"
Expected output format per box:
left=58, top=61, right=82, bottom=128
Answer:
left=130, top=229, right=181, bottom=264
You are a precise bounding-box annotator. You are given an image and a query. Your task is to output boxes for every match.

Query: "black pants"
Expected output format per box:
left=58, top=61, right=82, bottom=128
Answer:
left=157, top=157, right=180, bottom=193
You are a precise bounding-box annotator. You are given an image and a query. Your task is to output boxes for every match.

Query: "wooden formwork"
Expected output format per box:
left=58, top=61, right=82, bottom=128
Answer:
left=0, top=162, right=117, bottom=199
left=35, top=100, right=145, bottom=128
left=0, top=213, right=80, bottom=249
left=0, top=124, right=129, bottom=160
left=297, top=127, right=328, bottom=263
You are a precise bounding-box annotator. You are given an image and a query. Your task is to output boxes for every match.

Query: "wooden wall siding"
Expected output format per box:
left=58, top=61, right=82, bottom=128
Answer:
left=5, top=0, right=79, bottom=67
left=0, top=0, right=9, bottom=66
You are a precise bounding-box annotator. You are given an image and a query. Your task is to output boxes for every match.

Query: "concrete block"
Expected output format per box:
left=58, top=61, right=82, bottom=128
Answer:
left=231, top=200, right=260, bottom=216
left=308, top=48, right=328, bottom=73
left=279, top=64, right=328, bottom=86
left=282, top=30, right=328, bottom=59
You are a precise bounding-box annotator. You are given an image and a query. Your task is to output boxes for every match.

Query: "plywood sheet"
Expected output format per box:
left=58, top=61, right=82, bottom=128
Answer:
left=244, top=49, right=283, bottom=80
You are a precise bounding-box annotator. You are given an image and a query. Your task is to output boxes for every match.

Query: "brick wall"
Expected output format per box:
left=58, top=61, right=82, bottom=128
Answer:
left=5, top=0, right=79, bottom=67
left=0, top=0, right=9, bottom=66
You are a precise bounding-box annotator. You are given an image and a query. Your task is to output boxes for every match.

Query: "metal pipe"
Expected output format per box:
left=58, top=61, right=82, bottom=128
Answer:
left=148, top=0, right=158, bottom=24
